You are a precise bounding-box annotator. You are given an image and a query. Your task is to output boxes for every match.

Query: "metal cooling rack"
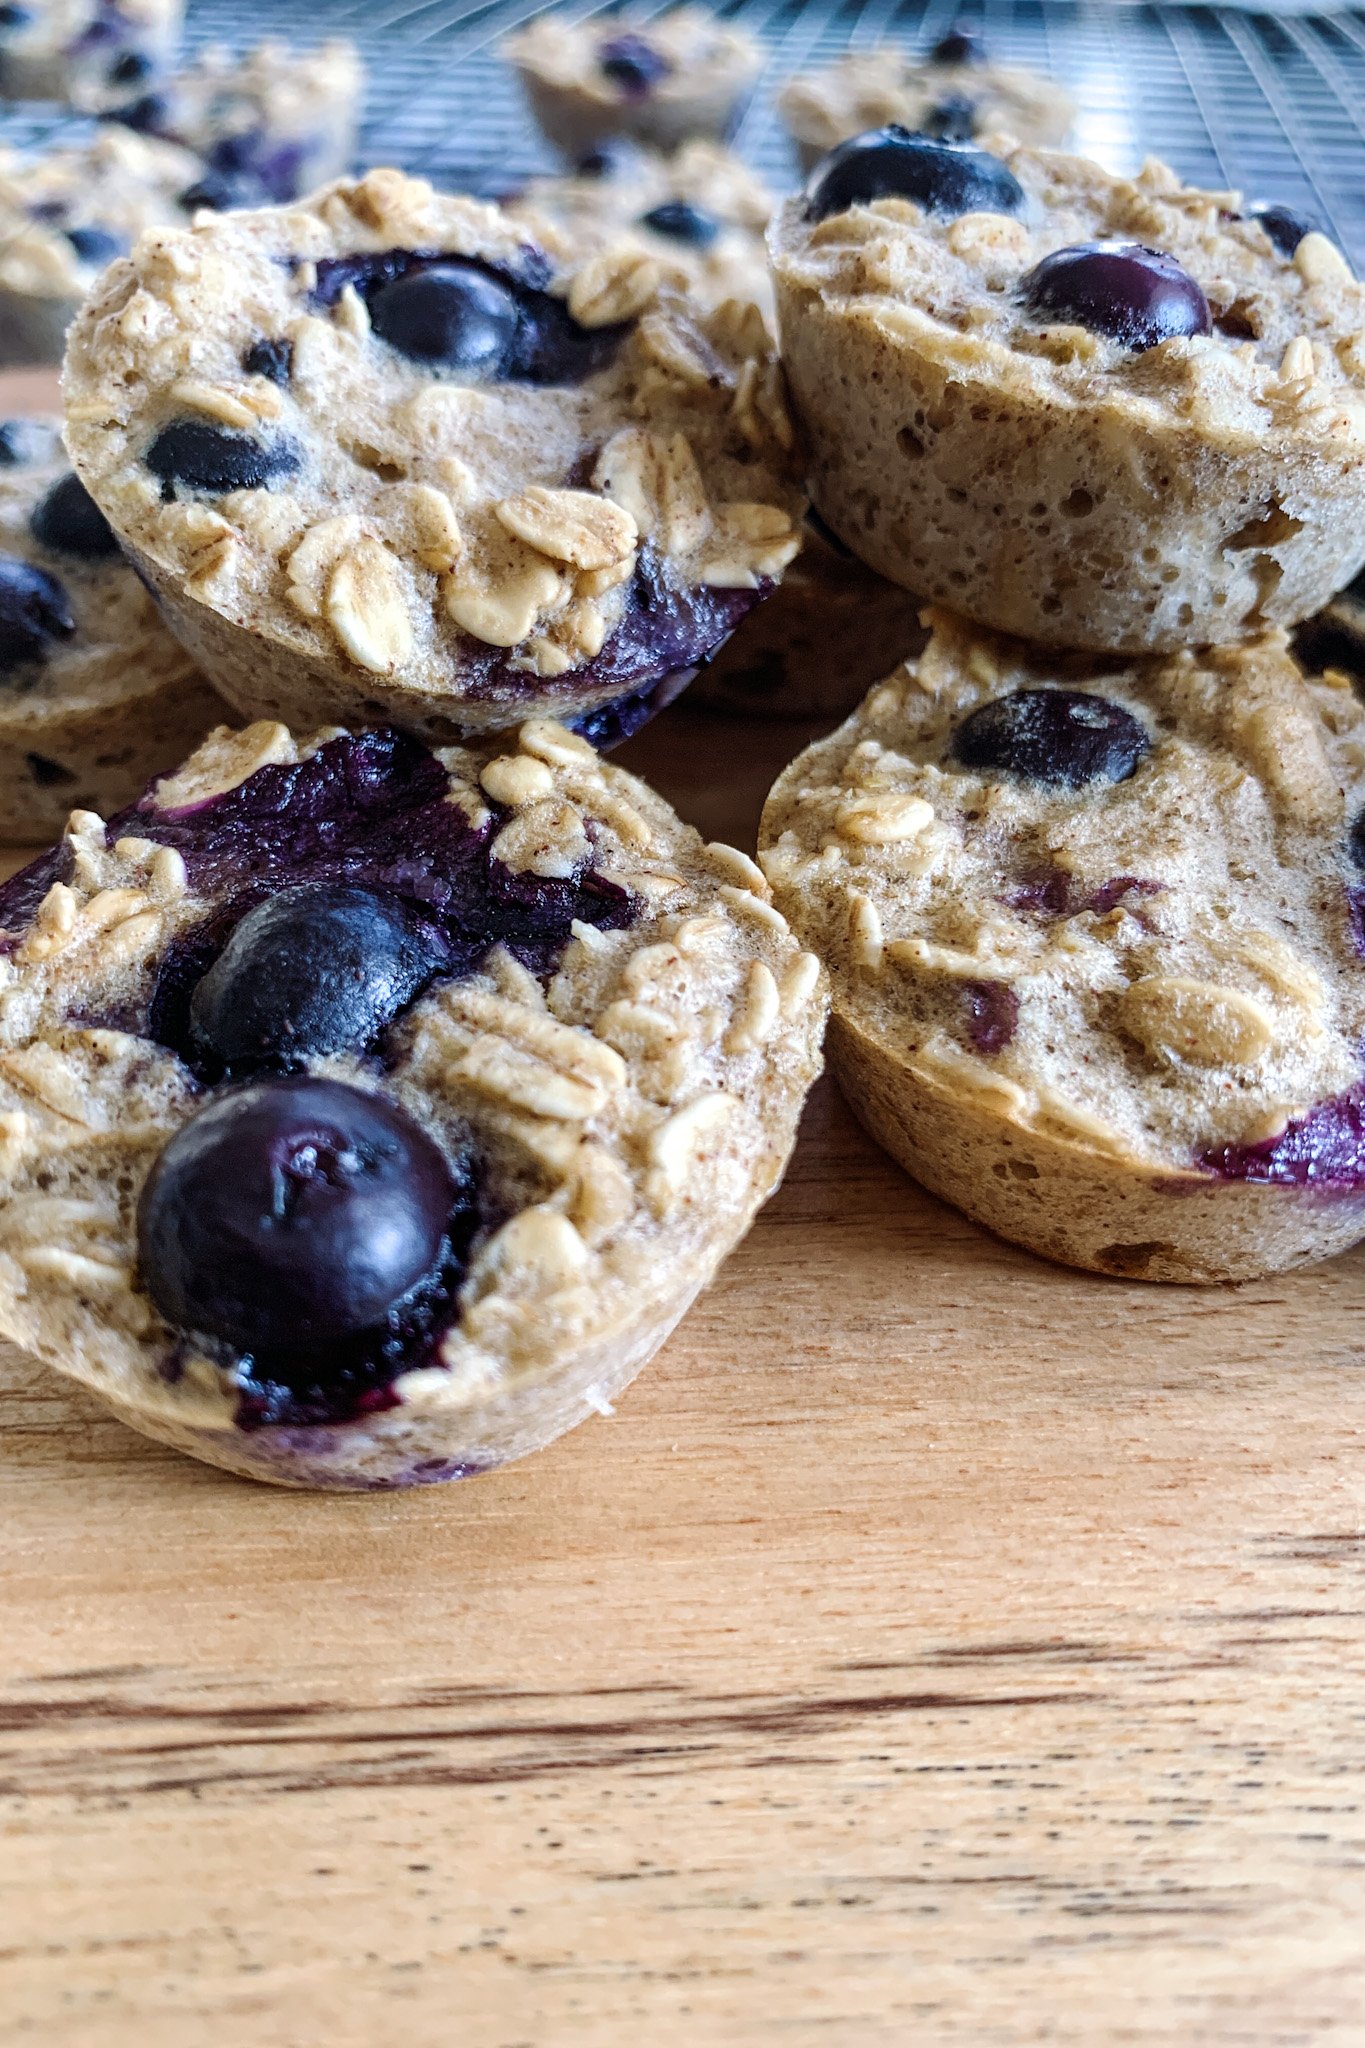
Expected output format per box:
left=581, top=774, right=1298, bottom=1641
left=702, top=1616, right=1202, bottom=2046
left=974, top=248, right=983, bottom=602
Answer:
left=6, top=1, right=1365, bottom=261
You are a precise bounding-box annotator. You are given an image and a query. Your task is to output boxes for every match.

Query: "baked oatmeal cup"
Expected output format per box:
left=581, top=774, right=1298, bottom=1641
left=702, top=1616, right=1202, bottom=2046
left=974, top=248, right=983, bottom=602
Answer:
left=0, top=716, right=825, bottom=1487
left=760, top=610, right=1365, bottom=1282
left=772, top=134, right=1365, bottom=652
left=62, top=170, right=803, bottom=746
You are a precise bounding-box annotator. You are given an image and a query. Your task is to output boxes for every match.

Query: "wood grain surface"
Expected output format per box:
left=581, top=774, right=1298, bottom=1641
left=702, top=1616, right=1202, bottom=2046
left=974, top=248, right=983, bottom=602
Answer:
left=2, top=373, right=1364, bottom=2047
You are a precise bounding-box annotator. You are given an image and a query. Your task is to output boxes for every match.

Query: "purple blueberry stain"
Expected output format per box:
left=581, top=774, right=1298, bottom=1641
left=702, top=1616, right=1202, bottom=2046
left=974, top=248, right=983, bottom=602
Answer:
left=962, top=979, right=1019, bottom=1055
left=1199, top=1082, right=1365, bottom=1189
left=1005, top=866, right=1162, bottom=920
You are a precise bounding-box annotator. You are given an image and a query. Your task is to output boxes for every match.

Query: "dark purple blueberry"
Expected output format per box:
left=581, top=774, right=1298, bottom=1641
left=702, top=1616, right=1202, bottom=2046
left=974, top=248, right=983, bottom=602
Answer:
left=138, top=1076, right=459, bottom=1352
left=963, top=980, right=1018, bottom=1055
left=188, top=883, right=451, bottom=1074
left=109, top=48, right=153, bottom=85
left=242, top=336, right=293, bottom=386
left=1019, top=241, right=1211, bottom=351
left=144, top=420, right=301, bottom=497
left=930, top=24, right=986, bottom=64
left=65, top=224, right=125, bottom=266
left=1251, top=203, right=1318, bottom=259
left=0, top=419, right=50, bottom=466
left=805, top=127, right=1024, bottom=224
left=920, top=93, right=978, bottom=143
left=950, top=689, right=1150, bottom=788
left=599, top=32, right=671, bottom=98
left=179, top=170, right=257, bottom=213
left=0, top=557, right=75, bottom=673
left=113, top=89, right=171, bottom=134
left=29, top=471, right=119, bottom=560
left=369, top=262, right=520, bottom=373
left=0, top=3, right=32, bottom=27
left=638, top=199, right=720, bottom=248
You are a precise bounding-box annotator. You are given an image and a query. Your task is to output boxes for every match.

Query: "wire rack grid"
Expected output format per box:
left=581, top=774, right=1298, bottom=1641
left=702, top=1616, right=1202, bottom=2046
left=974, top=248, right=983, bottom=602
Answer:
left=5, top=1, right=1365, bottom=263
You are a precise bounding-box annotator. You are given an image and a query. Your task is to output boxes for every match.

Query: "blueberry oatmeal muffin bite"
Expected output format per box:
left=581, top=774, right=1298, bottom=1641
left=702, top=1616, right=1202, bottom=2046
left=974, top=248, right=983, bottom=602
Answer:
left=779, top=26, right=1074, bottom=175
left=0, top=0, right=180, bottom=110
left=112, top=39, right=362, bottom=208
left=693, top=514, right=926, bottom=720
left=0, top=125, right=199, bottom=366
left=0, top=715, right=825, bottom=1486
left=502, top=8, right=762, bottom=160
left=771, top=135, right=1365, bottom=654
left=509, top=141, right=775, bottom=320
left=63, top=170, right=803, bottom=746
left=760, top=612, right=1365, bottom=1283
left=0, top=415, right=223, bottom=839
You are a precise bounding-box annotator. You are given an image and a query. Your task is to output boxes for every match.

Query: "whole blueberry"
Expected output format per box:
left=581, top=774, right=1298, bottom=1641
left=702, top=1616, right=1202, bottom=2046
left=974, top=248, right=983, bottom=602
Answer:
left=109, top=48, right=153, bottom=85
left=599, top=32, right=671, bottom=98
left=369, top=262, right=520, bottom=373
left=1019, top=241, right=1211, bottom=351
left=949, top=688, right=1150, bottom=788
left=189, top=884, right=450, bottom=1074
left=65, top=224, right=125, bottom=266
left=145, top=420, right=301, bottom=496
left=0, top=419, right=51, bottom=466
left=138, top=1076, right=458, bottom=1353
left=29, top=471, right=119, bottom=560
left=805, top=127, right=1024, bottom=224
left=920, top=93, right=978, bottom=143
left=1251, top=202, right=1319, bottom=259
left=638, top=199, right=720, bottom=247
left=930, top=24, right=986, bottom=64
left=0, top=557, right=75, bottom=672
left=114, top=89, right=170, bottom=134
left=242, top=336, right=294, bottom=385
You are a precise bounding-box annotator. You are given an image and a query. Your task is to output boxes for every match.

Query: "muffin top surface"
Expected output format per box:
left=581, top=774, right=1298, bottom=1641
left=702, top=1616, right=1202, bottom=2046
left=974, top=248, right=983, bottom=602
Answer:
left=503, top=8, right=760, bottom=106
left=760, top=610, right=1365, bottom=1182
left=773, top=139, right=1365, bottom=449
left=63, top=170, right=801, bottom=723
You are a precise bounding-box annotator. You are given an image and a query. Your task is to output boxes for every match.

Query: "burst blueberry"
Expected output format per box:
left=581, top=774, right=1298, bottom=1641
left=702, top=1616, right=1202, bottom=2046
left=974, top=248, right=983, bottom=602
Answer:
left=189, top=884, right=451, bottom=1074
left=29, top=471, right=119, bottom=560
left=145, top=420, right=301, bottom=496
left=638, top=199, right=719, bottom=247
left=805, top=127, right=1024, bottom=224
left=137, top=1075, right=460, bottom=1353
left=0, top=557, right=75, bottom=673
left=1019, top=241, right=1211, bottom=351
left=242, top=336, right=294, bottom=385
left=949, top=689, right=1150, bottom=788
left=369, top=262, right=521, bottom=373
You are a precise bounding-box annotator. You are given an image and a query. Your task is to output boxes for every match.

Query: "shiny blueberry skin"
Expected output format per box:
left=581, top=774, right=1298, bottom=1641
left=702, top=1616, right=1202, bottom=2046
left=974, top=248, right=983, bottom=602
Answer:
left=189, top=884, right=451, bottom=1075
left=1252, top=203, right=1318, bottom=258
left=0, top=557, right=75, bottom=673
left=369, top=262, right=521, bottom=373
left=242, top=336, right=293, bottom=385
left=638, top=199, right=720, bottom=248
left=29, top=471, right=119, bottom=560
left=921, top=93, right=978, bottom=143
left=949, top=689, right=1150, bottom=788
left=930, top=24, right=985, bottom=64
left=599, top=33, right=671, bottom=98
left=65, top=225, right=124, bottom=266
left=138, top=1076, right=458, bottom=1353
left=145, top=420, right=301, bottom=497
left=805, top=126, right=1024, bottom=223
left=1019, top=241, right=1211, bottom=351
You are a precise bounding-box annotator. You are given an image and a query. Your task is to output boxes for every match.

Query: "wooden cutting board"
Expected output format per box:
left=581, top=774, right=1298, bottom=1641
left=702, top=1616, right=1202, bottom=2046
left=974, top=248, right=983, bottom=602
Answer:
left=2, top=371, right=1363, bottom=2047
